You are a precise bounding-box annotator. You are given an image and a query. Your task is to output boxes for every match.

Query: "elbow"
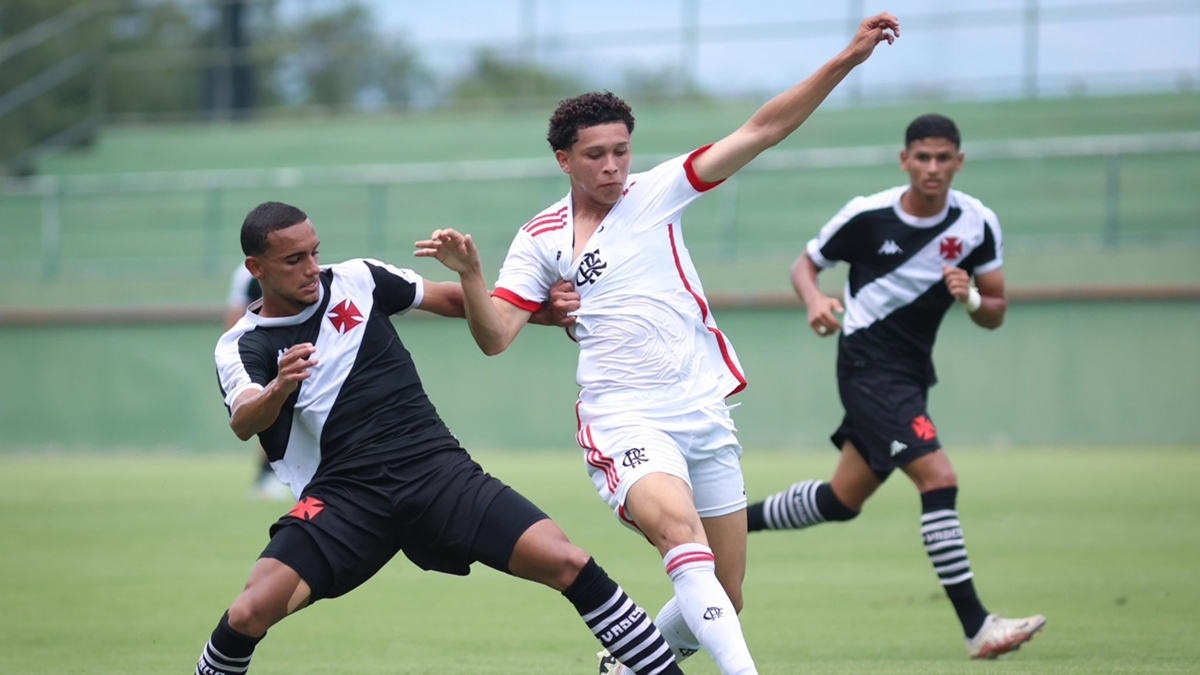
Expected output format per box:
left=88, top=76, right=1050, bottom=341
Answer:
left=481, top=340, right=510, bottom=357
left=230, top=419, right=255, bottom=442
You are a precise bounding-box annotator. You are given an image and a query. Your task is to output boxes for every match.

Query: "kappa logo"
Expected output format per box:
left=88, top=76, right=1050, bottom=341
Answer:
left=327, top=299, right=363, bottom=334
left=940, top=236, right=964, bottom=261
left=878, top=239, right=903, bottom=255
left=703, top=607, right=725, bottom=621
left=678, top=648, right=699, bottom=658
left=621, top=447, right=649, bottom=468
left=890, top=440, right=908, bottom=456
left=575, top=249, right=608, bottom=286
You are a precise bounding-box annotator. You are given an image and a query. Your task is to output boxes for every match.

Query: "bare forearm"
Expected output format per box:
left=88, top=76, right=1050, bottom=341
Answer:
left=745, top=52, right=856, bottom=148
left=230, top=382, right=291, bottom=441
left=791, top=253, right=828, bottom=306
left=459, top=266, right=516, bottom=355
left=969, top=296, right=1007, bottom=330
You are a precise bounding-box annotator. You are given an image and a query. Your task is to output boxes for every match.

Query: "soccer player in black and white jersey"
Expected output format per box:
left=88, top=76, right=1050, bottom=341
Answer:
left=746, top=114, right=1046, bottom=659
left=223, top=265, right=290, bottom=501
left=194, top=201, right=688, bottom=675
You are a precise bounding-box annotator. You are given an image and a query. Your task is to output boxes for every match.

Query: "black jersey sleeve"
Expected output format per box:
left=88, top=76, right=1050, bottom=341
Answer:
left=806, top=197, right=872, bottom=268
left=962, top=212, right=1004, bottom=276
left=364, top=259, right=425, bottom=315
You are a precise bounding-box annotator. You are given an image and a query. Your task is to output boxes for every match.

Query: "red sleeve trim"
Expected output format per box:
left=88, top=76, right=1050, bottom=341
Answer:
left=492, top=287, right=543, bottom=313
left=683, top=144, right=726, bottom=193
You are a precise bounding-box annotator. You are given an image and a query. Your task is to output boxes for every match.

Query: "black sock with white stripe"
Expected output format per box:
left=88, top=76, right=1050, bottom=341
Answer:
left=563, top=558, right=683, bottom=675
left=195, top=611, right=261, bottom=675
left=747, top=480, right=858, bottom=532
left=921, top=487, right=989, bottom=637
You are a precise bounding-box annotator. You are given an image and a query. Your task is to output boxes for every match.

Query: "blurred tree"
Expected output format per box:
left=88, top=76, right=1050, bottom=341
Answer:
left=451, top=49, right=584, bottom=106
left=0, top=0, right=99, bottom=175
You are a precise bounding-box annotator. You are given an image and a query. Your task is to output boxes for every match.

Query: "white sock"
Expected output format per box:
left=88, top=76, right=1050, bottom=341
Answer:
left=663, top=544, right=757, bottom=675
left=655, top=596, right=702, bottom=663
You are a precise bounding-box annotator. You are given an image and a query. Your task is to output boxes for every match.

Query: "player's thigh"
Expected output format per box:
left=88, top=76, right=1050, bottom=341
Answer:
left=829, top=439, right=884, bottom=511
left=625, top=472, right=707, bottom=553
left=701, top=510, right=747, bottom=611
left=578, top=418, right=692, bottom=536
left=685, top=410, right=748, bottom=520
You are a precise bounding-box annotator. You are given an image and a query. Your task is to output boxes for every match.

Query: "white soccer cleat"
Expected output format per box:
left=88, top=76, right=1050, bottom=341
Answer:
left=596, top=649, right=633, bottom=675
left=966, top=613, right=1046, bottom=659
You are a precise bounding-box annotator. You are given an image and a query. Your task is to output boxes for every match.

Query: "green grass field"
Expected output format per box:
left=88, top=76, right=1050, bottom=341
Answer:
left=2, top=447, right=1197, bottom=674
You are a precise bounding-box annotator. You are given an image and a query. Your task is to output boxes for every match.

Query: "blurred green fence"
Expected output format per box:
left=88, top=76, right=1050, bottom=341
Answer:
left=2, top=132, right=1199, bottom=287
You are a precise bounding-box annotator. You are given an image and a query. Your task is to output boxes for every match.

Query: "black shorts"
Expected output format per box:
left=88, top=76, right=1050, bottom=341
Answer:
left=259, top=447, right=548, bottom=601
left=832, top=368, right=941, bottom=482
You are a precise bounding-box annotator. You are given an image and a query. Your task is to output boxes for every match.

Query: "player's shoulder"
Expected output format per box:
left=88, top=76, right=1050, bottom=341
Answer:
left=327, top=258, right=421, bottom=285
left=215, top=318, right=258, bottom=362
left=516, top=198, right=569, bottom=240
left=950, top=189, right=1000, bottom=227
left=841, top=186, right=905, bottom=218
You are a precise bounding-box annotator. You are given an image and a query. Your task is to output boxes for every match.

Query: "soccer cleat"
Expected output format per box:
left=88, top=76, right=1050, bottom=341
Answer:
left=596, top=649, right=632, bottom=675
left=966, top=613, right=1046, bottom=659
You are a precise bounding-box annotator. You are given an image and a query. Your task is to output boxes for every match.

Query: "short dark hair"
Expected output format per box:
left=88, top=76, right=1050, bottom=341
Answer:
left=547, top=91, right=635, bottom=152
left=241, top=201, right=308, bottom=256
left=905, top=114, right=961, bottom=148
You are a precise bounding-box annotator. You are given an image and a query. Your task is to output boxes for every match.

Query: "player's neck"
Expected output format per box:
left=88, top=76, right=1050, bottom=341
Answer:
left=258, top=293, right=306, bottom=319
left=572, top=192, right=615, bottom=224
left=900, top=187, right=949, bottom=219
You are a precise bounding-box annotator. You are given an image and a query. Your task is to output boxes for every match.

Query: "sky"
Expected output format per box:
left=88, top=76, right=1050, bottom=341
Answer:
left=343, top=0, right=1200, bottom=103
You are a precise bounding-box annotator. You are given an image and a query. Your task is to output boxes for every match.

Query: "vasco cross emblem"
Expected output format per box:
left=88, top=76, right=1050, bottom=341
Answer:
left=575, top=249, right=608, bottom=286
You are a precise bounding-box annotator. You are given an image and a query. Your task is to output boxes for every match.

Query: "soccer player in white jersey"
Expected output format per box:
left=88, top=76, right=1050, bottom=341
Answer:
left=415, top=14, right=900, bottom=675
left=746, top=114, right=1046, bottom=659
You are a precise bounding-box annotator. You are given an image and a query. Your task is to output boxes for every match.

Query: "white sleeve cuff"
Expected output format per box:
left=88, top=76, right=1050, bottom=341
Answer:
left=224, top=382, right=264, bottom=409
left=806, top=239, right=836, bottom=269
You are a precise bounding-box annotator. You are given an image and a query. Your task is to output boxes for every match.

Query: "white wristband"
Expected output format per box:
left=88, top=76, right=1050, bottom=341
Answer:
left=962, top=286, right=982, bottom=313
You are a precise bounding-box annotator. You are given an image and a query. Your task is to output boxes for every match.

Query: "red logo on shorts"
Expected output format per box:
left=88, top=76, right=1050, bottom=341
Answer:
left=288, top=496, right=324, bottom=521
left=327, top=299, right=363, bottom=334
left=940, top=237, right=963, bottom=261
left=912, top=415, right=938, bottom=442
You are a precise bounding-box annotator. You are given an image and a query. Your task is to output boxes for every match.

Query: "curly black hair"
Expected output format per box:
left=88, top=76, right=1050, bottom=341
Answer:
left=547, top=91, right=635, bottom=152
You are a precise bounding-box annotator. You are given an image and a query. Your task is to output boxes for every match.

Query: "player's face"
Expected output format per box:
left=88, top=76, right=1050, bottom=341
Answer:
left=557, top=122, right=632, bottom=207
left=253, top=220, right=321, bottom=312
left=900, top=138, right=963, bottom=200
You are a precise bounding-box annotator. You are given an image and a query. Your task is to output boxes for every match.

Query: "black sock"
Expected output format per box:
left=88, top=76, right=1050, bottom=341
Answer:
left=748, top=480, right=858, bottom=532
left=195, top=611, right=262, bottom=675
left=563, top=559, right=683, bottom=675
left=921, top=487, right=989, bottom=637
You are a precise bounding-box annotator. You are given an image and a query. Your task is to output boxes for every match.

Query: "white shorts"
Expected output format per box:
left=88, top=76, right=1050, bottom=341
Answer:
left=575, top=401, right=746, bottom=537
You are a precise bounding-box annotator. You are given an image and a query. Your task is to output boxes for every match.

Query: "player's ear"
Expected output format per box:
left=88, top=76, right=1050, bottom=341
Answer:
left=899, top=148, right=909, bottom=170
left=555, top=148, right=571, bottom=174
left=245, top=256, right=265, bottom=280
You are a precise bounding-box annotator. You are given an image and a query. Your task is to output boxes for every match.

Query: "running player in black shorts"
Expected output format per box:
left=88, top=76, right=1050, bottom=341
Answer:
left=745, top=115, right=1045, bottom=659
left=195, top=201, right=685, bottom=675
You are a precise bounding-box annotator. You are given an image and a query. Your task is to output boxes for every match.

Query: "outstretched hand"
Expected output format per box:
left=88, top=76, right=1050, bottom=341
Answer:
left=414, top=228, right=480, bottom=275
left=844, top=12, right=899, bottom=66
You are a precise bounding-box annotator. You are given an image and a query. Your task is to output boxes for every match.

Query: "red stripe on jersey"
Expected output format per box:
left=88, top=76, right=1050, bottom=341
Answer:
left=618, top=505, right=650, bottom=540
left=665, top=551, right=716, bottom=574
left=579, top=426, right=618, bottom=493
left=683, top=144, right=726, bottom=193
left=529, top=223, right=566, bottom=238
left=667, top=224, right=747, bottom=397
left=492, top=287, right=543, bottom=313
left=522, top=206, right=568, bottom=232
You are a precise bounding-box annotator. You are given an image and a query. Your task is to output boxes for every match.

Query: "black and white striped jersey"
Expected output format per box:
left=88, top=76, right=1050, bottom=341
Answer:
left=215, top=258, right=457, bottom=498
left=806, top=186, right=1003, bottom=385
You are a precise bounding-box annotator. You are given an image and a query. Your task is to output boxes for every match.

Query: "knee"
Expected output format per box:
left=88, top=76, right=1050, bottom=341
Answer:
left=552, top=545, right=593, bottom=590
left=915, top=468, right=957, bottom=493
left=226, top=593, right=280, bottom=638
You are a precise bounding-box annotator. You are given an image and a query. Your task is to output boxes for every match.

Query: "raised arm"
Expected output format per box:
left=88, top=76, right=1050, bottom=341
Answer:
left=415, top=228, right=533, bottom=355
left=691, top=12, right=899, bottom=184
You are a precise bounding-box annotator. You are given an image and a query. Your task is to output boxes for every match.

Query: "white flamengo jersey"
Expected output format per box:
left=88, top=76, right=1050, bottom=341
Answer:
left=495, top=145, right=746, bottom=417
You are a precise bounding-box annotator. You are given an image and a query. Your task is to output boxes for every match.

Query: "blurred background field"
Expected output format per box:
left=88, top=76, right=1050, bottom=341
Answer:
left=1, top=2, right=1198, bottom=672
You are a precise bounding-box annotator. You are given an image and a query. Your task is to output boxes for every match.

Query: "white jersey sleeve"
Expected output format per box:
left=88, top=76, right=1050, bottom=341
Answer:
left=630, top=144, right=726, bottom=229
left=494, top=215, right=561, bottom=312
left=226, top=264, right=255, bottom=308
left=215, top=328, right=267, bottom=409
left=969, top=208, right=1004, bottom=275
